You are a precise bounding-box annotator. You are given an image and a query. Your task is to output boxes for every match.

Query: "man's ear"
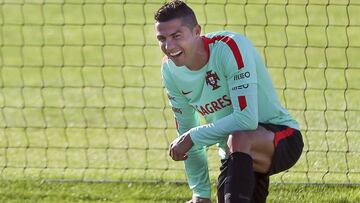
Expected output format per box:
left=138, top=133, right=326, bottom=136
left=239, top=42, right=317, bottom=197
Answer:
left=193, top=24, right=201, bottom=36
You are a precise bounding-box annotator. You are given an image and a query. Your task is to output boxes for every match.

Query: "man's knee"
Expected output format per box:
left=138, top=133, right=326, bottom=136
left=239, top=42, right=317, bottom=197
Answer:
left=227, top=131, right=253, bottom=153
left=227, top=126, right=275, bottom=163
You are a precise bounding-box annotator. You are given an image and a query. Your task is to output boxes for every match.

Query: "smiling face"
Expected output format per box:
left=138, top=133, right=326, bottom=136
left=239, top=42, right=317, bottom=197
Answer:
left=155, top=18, right=201, bottom=67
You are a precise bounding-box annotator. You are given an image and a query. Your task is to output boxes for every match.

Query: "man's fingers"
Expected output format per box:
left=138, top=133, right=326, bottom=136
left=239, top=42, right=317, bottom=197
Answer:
left=173, top=152, right=187, bottom=161
left=169, top=145, right=188, bottom=161
left=169, top=134, right=193, bottom=161
left=169, top=148, right=173, bottom=159
left=169, top=143, right=173, bottom=157
left=182, top=154, right=188, bottom=160
left=171, top=148, right=178, bottom=160
left=172, top=147, right=180, bottom=161
left=169, top=143, right=179, bottom=160
left=169, top=135, right=190, bottom=161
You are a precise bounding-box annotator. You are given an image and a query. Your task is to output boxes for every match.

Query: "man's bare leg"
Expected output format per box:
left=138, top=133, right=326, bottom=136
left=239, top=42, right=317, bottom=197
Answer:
left=220, top=125, right=274, bottom=203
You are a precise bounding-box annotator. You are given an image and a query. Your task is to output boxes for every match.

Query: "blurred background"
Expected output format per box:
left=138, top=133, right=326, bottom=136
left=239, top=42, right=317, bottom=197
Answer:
left=0, top=0, right=359, bottom=188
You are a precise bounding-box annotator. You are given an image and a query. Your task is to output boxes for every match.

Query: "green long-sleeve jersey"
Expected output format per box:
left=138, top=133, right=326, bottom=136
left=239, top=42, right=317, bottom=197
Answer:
left=161, top=31, right=299, bottom=199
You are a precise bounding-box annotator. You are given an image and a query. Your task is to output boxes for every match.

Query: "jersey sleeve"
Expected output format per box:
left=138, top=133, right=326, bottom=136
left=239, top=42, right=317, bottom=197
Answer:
left=161, top=63, right=211, bottom=199
left=189, top=36, right=259, bottom=147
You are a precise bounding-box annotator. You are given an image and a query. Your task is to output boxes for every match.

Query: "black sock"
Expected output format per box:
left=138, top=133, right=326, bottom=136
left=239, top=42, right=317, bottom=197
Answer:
left=251, top=172, right=269, bottom=203
left=224, top=152, right=254, bottom=203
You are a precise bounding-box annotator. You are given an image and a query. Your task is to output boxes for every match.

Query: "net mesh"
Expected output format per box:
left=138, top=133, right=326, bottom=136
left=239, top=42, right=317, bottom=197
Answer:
left=0, top=0, right=359, bottom=184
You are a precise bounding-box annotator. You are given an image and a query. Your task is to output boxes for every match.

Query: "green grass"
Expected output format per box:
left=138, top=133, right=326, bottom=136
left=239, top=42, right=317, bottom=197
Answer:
left=0, top=180, right=360, bottom=203
left=0, top=0, right=360, bottom=201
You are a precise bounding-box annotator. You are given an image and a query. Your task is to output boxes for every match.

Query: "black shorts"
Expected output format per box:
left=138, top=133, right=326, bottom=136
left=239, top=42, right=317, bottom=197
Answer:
left=217, top=123, right=304, bottom=201
left=260, top=123, right=304, bottom=175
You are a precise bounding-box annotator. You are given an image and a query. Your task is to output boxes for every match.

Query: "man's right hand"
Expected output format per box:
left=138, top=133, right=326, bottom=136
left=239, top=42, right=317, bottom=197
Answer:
left=186, top=196, right=212, bottom=203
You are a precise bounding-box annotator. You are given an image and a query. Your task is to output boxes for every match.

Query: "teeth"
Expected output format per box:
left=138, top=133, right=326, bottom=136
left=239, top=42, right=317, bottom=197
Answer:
left=170, top=50, right=182, bottom=56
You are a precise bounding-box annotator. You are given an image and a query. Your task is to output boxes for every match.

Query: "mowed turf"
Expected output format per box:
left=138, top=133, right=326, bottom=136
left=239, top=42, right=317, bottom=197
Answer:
left=0, top=0, right=360, bottom=198
left=0, top=180, right=360, bottom=203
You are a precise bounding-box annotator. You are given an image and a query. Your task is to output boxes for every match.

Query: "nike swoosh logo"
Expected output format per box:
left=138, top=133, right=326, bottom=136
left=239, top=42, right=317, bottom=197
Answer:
left=181, top=90, right=192, bottom=95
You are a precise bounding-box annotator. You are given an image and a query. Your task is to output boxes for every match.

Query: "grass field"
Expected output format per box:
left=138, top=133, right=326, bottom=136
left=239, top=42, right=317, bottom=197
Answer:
left=0, top=0, right=360, bottom=202
left=1, top=180, right=360, bottom=203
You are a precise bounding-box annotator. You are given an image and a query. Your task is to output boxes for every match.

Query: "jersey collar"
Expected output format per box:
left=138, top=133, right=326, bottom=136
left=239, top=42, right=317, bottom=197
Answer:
left=201, top=35, right=211, bottom=64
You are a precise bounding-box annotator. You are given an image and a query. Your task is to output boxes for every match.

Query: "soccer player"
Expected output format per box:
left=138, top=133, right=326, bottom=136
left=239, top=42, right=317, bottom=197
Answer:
left=154, top=1, right=304, bottom=202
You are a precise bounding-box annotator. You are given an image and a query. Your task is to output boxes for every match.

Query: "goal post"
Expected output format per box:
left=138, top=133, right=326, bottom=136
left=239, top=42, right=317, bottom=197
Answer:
left=0, top=0, right=359, bottom=184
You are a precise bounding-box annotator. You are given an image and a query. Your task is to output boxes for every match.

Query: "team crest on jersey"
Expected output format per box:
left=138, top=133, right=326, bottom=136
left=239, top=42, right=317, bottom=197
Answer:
left=205, top=71, right=220, bottom=90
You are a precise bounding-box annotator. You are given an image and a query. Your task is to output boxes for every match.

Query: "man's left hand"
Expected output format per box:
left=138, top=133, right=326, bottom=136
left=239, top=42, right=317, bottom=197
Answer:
left=169, top=133, right=194, bottom=161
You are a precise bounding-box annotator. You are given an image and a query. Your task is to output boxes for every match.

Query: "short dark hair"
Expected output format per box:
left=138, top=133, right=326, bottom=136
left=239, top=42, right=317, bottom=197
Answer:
left=154, top=0, right=198, bottom=29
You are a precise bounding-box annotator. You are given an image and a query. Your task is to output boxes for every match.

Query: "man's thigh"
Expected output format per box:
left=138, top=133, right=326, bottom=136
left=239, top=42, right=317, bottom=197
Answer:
left=228, top=125, right=276, bottom=173
left=217, top=125, right=274, bottom=202
left=217, top=123, right=303, bottom=202
left=246, top=125, right=276, bottom=173
left=259, top=123, right=304, bottom=175
left=241, top=123, right=304, bottom=174
left=225, top=123, right=303, bottom=174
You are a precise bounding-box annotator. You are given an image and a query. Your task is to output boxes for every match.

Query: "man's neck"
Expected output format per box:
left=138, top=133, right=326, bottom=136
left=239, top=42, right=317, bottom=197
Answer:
left=186, top=37, right=208, bottom=71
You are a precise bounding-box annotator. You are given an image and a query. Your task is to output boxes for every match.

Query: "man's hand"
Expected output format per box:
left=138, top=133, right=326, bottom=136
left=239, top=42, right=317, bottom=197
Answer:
left=169, top=133, right=194, bottom=161
left=186, top=196, right=212, bottom=203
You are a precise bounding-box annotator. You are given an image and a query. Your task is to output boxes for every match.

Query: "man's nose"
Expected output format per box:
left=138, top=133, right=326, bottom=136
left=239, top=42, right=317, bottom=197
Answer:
left=165, top=39, right=175, bottom=50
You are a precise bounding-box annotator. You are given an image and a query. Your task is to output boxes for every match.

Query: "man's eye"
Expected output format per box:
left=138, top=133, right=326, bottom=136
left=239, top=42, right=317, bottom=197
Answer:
left=174, top=34, right=181, bottom=39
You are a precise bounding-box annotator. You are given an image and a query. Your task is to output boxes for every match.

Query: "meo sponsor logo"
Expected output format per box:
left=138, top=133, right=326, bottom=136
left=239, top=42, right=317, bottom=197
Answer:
left=231, top=84, right=249, bottom=91
left=234, top=71, right=250, bottom=81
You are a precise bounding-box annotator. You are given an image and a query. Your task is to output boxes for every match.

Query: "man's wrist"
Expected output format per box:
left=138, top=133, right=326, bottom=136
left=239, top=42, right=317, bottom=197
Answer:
left=184, top=133, right=194, bottom=149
